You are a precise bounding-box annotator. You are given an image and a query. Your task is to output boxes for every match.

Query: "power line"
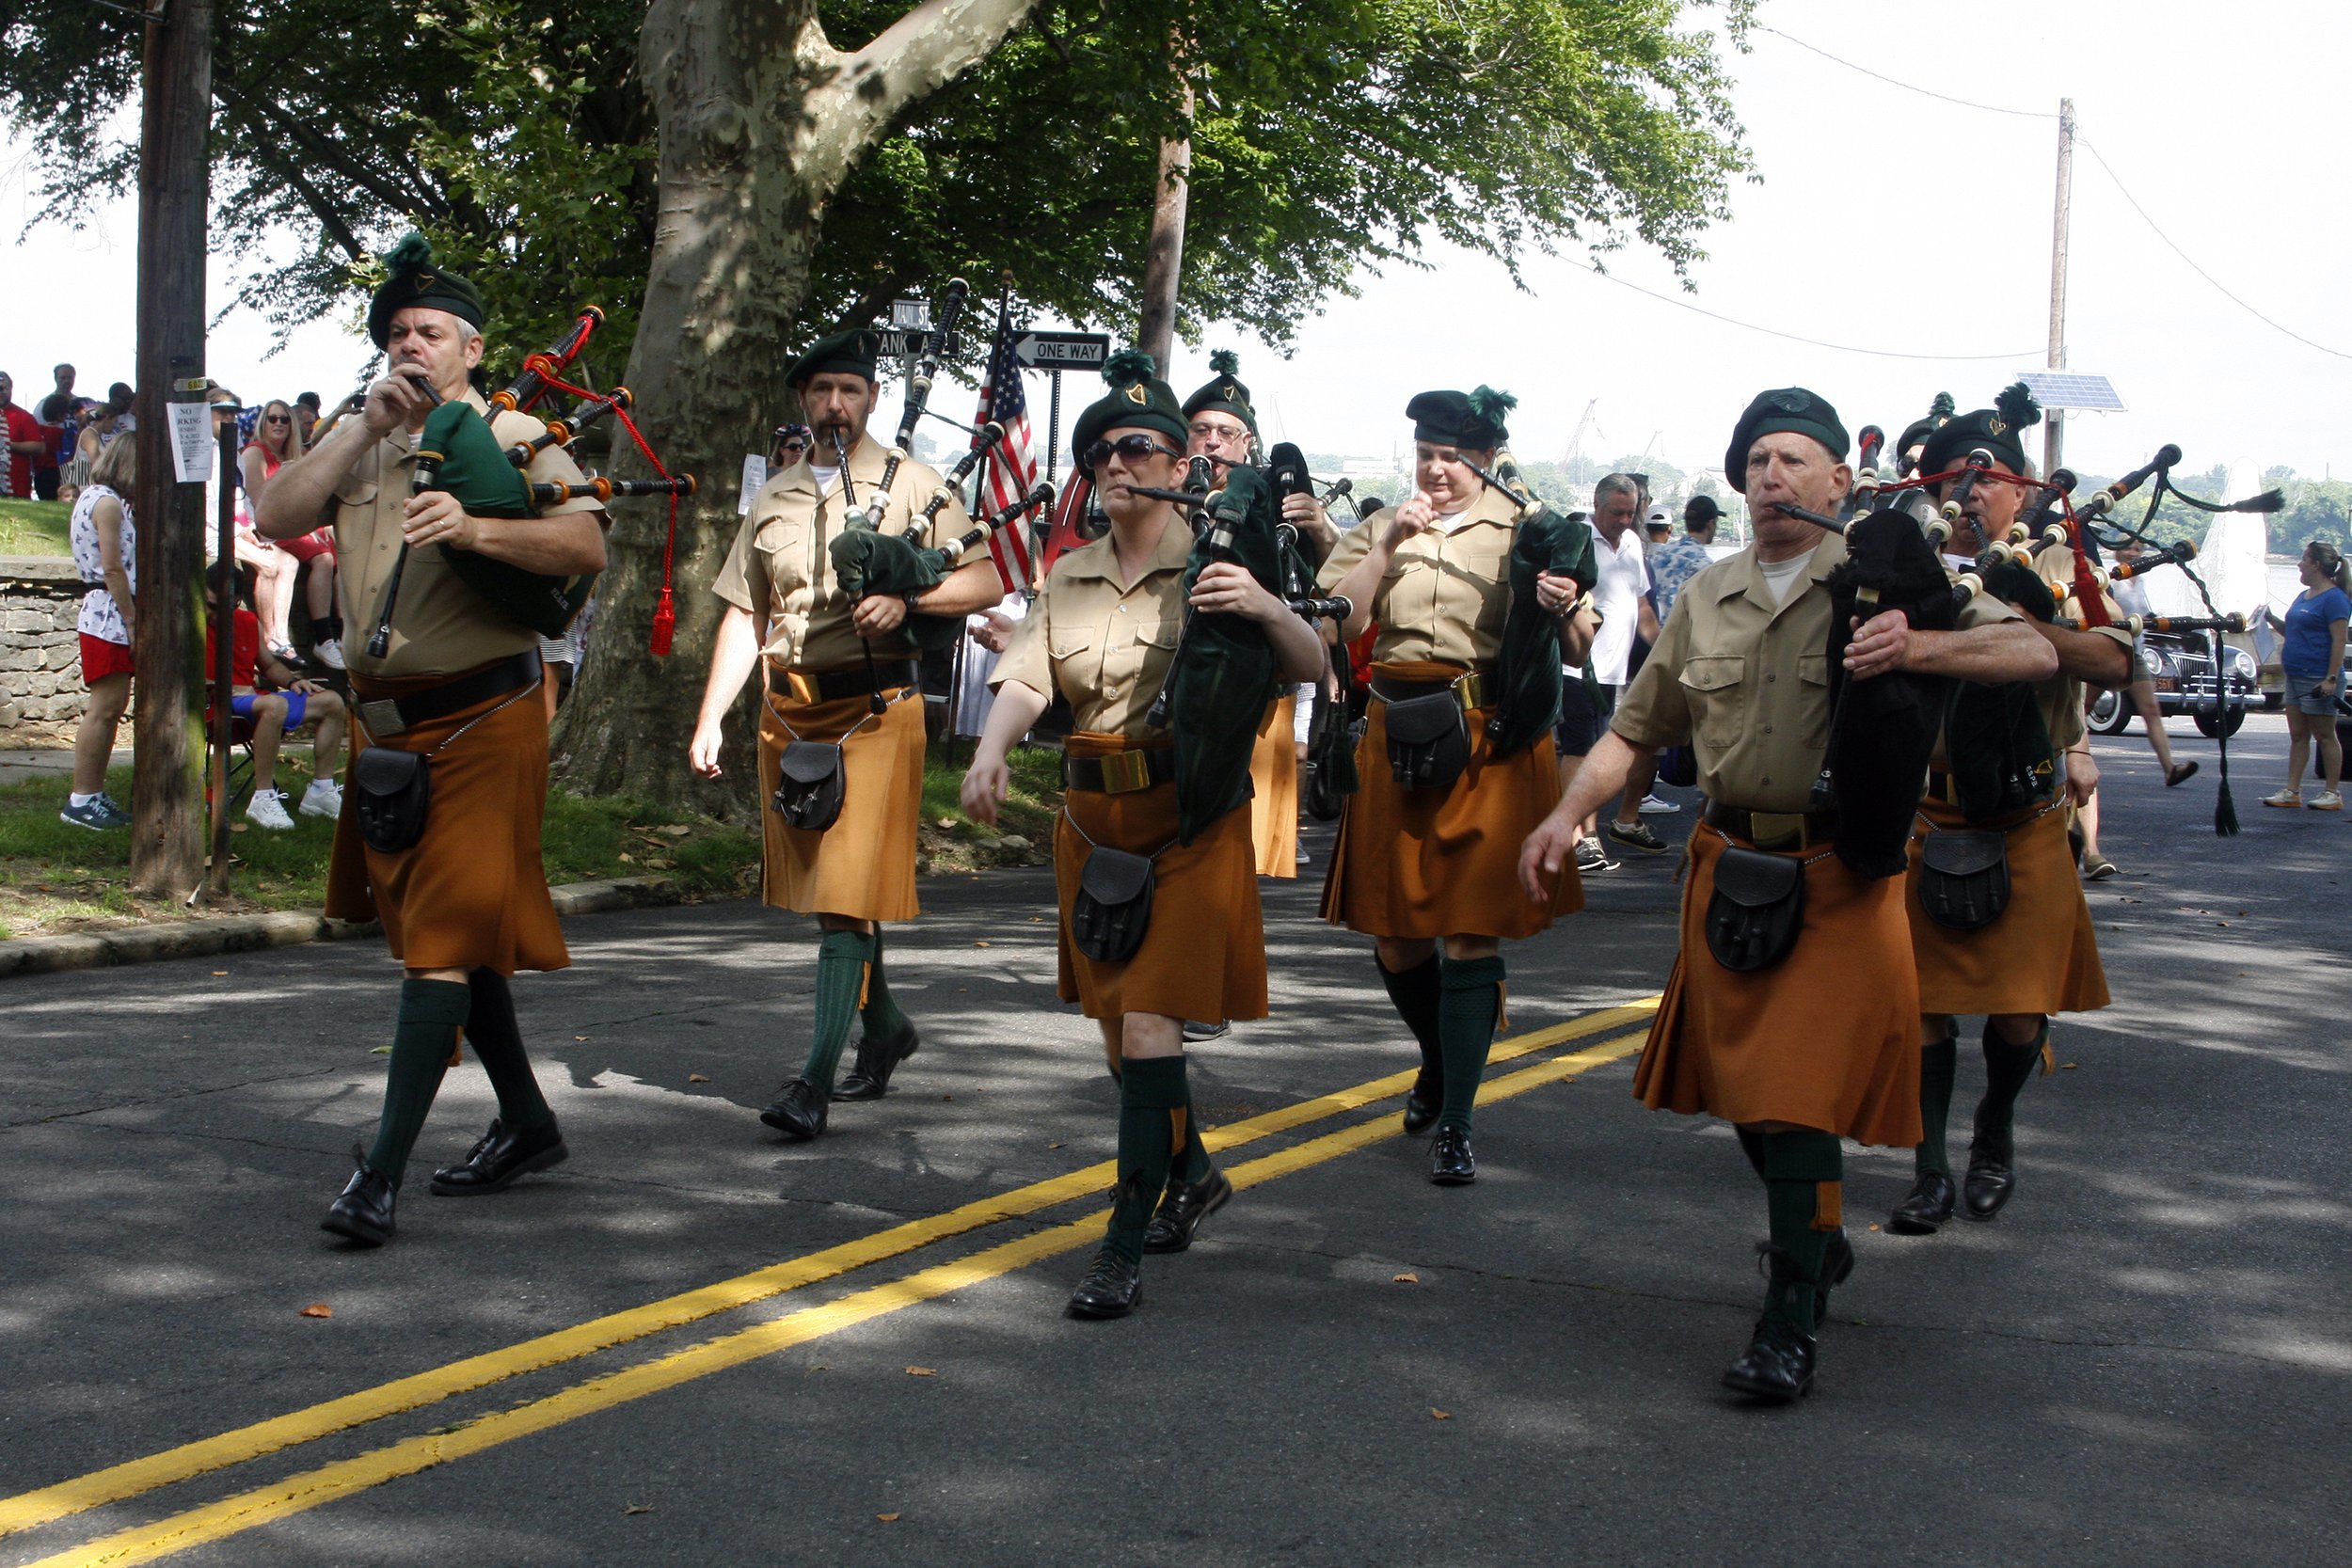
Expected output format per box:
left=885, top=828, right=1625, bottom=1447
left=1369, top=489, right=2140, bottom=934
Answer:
left=1752, top=26, right=2057, bottom=119
left=2077, top=139, right=2352, bottom=362
left=1578, top=264, right=2040, bottom=363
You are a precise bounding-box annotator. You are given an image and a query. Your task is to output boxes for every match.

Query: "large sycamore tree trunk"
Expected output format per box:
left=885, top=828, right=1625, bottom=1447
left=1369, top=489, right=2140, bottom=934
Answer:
left=557, top=0, right=1040, bottom=815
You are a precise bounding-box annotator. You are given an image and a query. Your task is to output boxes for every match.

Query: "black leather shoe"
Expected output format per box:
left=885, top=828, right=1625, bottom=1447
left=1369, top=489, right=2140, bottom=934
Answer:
left=1963, top=1122, right=2016, bottom=1219
left=759, top=1077, right=829, bottom=1140
left=1888, top=1168, right=1957, bottom=1235
left=1815, top=1227, right=1856, bottom=1330
left=321, top=1152, right=396, bottom=1246
left=1065, top=1250, right=1143, bottom=1319
left=833, top=1020, right=919, bottom=1101
left=1429, top=1125, right=1476, bottom=1186
left=429, top=1117, right=567, bottom=1196
left=1402, top=1068, right=1441, bottom=1135
left=1144, top=1167, right=1232, bottom=1254
left=1722, top=1313, right=1817, bottom=1402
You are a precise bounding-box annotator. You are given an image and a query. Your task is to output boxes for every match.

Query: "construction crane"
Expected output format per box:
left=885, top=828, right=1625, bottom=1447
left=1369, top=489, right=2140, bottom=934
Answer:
left=1564, top=399, right=1598, bottom=471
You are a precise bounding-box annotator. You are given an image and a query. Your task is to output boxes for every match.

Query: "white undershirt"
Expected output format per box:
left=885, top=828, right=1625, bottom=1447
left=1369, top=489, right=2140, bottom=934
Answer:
left=1758, top=551, right=1811, bottom=608
left=811, top=466, right=840, bottom=497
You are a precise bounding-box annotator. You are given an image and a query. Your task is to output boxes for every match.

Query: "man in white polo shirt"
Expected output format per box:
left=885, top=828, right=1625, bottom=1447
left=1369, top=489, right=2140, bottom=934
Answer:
left=1556, top=472, right=1660, bottom=868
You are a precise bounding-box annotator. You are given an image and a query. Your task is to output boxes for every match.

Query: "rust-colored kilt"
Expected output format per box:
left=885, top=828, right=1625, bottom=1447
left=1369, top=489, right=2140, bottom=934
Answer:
left=1055, top=732, right=1268, bottom=1023
left=327, top=667, right=566, bottom=975
left=756, top=683, right=925, bottom=924
left=1635, top=827, right=1921, bottom=1147
left=1249, top=692, right=1298, bottom=879
left=1319, top=661, right=1581, bottom=939
left=1906, top=796, right=2110, bottom=1017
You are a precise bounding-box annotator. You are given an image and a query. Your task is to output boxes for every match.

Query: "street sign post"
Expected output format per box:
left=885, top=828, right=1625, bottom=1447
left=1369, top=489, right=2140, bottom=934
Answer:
left=1013, top=332, right=1110, bottom=372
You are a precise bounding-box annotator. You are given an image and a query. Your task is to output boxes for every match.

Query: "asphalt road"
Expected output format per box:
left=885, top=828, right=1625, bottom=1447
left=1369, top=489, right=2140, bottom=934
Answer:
left=2, top=714, right=2345, bottom=1567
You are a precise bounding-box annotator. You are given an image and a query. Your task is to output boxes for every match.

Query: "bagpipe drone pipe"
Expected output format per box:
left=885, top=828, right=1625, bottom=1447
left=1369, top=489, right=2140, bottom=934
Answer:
left=365, top=308, right=696, bottom=657
left=1453, top=451, right=1598, bottom=759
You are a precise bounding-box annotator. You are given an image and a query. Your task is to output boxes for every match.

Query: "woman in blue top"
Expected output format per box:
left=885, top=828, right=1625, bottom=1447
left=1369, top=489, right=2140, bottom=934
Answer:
left=2263, top=539, right=2349, bottom=811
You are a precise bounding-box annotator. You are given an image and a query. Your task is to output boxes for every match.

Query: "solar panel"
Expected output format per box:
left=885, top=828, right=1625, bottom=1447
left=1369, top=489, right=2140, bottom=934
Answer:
left=2019, top=372, right=2125, bottom=412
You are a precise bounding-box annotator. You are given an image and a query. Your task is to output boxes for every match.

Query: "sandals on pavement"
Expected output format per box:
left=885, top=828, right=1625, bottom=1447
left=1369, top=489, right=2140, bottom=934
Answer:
left=2165, top=761, right=2199, bottom=787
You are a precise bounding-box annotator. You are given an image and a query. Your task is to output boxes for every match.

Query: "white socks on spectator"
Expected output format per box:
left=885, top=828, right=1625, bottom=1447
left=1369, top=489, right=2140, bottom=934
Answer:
left=70, top=792, right=100, bottom=807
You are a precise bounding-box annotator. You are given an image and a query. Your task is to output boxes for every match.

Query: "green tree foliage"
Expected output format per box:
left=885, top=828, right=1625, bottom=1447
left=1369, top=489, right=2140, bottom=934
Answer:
left=4, top=0, right=1751, bottom=372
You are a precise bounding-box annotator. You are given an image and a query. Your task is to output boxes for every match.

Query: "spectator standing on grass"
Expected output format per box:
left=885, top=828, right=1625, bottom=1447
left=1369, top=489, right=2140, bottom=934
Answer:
left=32, top=365, right=77, bottom=499
left=0, top=371, right=50, bottom=500
left=62, top=435, right=137, bottom=830
left=71, top=385, right=135, bottom=479
left=2264, top=539, right=2349, bottom=812
left=202, top=562, right=346, bottom=828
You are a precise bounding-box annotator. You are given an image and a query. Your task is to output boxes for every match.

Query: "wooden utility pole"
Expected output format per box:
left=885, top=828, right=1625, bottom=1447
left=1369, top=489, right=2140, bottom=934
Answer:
left=2042, top=98, right=2074, bottom=479
left=130, top=0, right=214, bottom=898
left=1136, top=60, right=1195, bottom=368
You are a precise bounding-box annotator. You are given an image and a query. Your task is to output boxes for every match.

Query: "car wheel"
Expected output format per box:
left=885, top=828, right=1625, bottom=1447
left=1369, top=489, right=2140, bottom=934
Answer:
left=2192, top=704, right=2247, bottom=740
left=2086, top=688, right=2133, bottom=736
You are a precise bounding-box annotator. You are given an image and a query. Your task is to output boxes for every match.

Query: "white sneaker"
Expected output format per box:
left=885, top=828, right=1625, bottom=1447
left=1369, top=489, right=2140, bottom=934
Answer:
left=1637, top=793, right=1680, bottom=815
left=246, top=789, right=295, bottom=831
left=312, top=638, right=345, bottom=671
left=299, top=778, right=344, bottom=818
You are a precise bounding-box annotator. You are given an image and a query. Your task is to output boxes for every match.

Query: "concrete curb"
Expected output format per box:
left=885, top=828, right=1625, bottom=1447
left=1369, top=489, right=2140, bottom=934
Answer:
left=0, top=875, right=683, bottom=979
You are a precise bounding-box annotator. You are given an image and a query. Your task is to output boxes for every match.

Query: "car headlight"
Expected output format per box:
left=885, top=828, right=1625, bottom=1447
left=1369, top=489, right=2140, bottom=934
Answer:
left=2228, top=647, right=2256, bottom=676
left=2138, top=647, right=2162, bottom=676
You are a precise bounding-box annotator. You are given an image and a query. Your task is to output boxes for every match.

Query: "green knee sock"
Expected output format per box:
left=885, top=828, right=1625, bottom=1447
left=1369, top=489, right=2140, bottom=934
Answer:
left=1758, top=1131, right=1844, bottom=1331
left=1174, top=1085, right=1213, bottom=1183
left=1436, top=956, right=1504, bottom=1133
left=466, top=969, right=553, bottom=1132
left=1977, top=1017, right=2048, bottom=1138
left=366, top=978, right=469, bottom=1185
left=1107, top=1055, right=1189, bottom=1265
left=1376, top=953, right=1443, bottom=1081
left=1916, top=1033, right=1958, bottom=1176
left=802, top=929, right=873, bottom=1093
left=859, top=927, right=910, bottom=1042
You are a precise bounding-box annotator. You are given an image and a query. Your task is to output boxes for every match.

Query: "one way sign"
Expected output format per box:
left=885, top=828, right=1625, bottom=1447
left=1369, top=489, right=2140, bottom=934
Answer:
left=1013, top=331, right=1111, bottom=371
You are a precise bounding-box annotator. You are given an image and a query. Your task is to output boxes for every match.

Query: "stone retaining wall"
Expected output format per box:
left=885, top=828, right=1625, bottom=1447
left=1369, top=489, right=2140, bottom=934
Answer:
left=0, top=559, right=87, bottom=742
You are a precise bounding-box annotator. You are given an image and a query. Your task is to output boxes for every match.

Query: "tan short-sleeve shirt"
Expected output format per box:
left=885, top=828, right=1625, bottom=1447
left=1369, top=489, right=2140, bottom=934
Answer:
left=1315, top=482, right=1518, bottom=667
left=992, top=515, right=1192, bottom=736
left=711, top=436, right=980, bottom=671
left=333, top=390, right=603, bottom=679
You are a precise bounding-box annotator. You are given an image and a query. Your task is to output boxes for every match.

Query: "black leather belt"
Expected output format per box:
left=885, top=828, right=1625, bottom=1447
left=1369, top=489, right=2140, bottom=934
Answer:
left=1370, top=668, right=1489, bottom=710
left=769, top=659, right=920, bottom=704
left=353, top=650, right=541, bottom=738
left=1063, top=748, right=1176, bottom=794
left=1704, top=801, right=1838, bottom=852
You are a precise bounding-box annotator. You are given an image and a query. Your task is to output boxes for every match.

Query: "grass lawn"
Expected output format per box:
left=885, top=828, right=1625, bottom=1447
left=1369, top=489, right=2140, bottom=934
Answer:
left=0, top=499, right=72, bottom=556
left=0, top=740, right=1064, bottom=940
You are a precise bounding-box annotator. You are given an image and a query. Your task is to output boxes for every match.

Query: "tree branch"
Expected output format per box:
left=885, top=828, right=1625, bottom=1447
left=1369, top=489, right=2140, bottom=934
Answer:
left=808, top=0, right=1043, bottom=189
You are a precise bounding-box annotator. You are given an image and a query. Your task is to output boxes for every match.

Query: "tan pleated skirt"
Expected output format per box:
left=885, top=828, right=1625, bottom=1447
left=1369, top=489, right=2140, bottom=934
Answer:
left=1906, top=796, right=2110, bottom=1018
left=1635, top=826, right=1922, bottom=1147
left=1055, top=731, right=1268, bottom=1022
left=1249, top=691, right=1299, bottom=879
left=756, top=682, right=926, bottom=923
left=1319, top=660, right=1581, bottom=940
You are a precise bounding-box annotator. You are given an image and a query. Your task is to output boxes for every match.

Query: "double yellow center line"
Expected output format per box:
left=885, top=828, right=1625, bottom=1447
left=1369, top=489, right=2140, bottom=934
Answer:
left=6, top=999, right=1657, bottom=1567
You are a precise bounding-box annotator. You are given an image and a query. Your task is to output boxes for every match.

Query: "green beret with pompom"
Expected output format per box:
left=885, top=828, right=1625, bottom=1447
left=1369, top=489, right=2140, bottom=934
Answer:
left=1073, top=349, right=1188, bottom=466
left=1406, top=386, right=1513, bottom=449
left=1918, top=381, right=2042, bottom=478
left=367, top=231, right=486, bottom=349
left=1181, top=347, right=1257, bottom=436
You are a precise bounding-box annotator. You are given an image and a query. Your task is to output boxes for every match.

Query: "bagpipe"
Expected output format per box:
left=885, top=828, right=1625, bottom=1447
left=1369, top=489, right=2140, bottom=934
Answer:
left=1454, top=451, right=1598, bottom=759
left=365, top=308, right=695, bottom=658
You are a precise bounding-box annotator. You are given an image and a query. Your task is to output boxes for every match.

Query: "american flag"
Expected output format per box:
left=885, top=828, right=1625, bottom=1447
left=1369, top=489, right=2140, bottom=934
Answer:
left=970, top=300, right=1039, bottom=593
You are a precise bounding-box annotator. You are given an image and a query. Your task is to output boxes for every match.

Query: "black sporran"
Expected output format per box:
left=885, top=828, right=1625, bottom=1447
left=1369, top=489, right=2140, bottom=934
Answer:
left=1071, top=845, right=1157, bottom=963
left=353, top=746, right=431, bottom=854
left=1384, top=690, right=1470, bottom=791
left=1916, top=828, right=2010, bottom=931
left=771, top=740, right=847, bottom=833
left=1704, top=845, right=1806, bottom=974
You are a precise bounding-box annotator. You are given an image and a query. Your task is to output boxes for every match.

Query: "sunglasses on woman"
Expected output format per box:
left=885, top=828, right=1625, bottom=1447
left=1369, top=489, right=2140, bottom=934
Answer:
left=1083, top=433, right=1182, bottom=470
left=263, top=415, right=291, bottom=426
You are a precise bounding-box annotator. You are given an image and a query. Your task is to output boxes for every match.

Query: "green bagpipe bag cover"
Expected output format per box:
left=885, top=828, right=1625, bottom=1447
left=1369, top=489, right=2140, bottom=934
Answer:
left=1944, top=560, right=2059, bottom=823
left=826, top=528, right=964, bottom=652
left=416, top=400, right=596, bottom=640
left=1171, top=466, right=1285, bottom=845
left=1485, top=506, right=1597, bottom=757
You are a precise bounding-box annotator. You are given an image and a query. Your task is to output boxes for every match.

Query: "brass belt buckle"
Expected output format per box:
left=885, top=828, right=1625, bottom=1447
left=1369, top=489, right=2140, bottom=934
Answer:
left=1749, top=810, right=1804, bottom=850
left=784, top=668, right=823, bottom=705
left=1098, top=750, right=1154, bottom=794
left=1451, top=671, right=1487, bottom=712
left=358, top=697, right=407, bottom=737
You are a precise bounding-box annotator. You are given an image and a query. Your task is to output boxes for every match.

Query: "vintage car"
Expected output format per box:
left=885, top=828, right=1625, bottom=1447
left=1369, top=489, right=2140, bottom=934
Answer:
left=2087, top=629, right=2260, bottom=739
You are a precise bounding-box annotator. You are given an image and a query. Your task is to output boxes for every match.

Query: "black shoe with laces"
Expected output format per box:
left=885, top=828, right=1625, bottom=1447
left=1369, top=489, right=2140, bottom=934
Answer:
left=1722, top=1245, right=1820, bottom=1401
left=834, top=1020, right=920, bottom=1101
left=1888, top=1168, right=1957, bottom=1234
left=1963, top=1121, right=2017, bottom=1219
left=1066, top=1249, right=1144, bottom=1319
left=1429, top=1125, right=1477, bottom=1185
left=321, top=1150, right=397, bottom=1246
left=759, top=1077, right=830, bottom=1140
left=429, top=1117, right=567, bottom=1196
left=1402, top=1067, right=1442, bottom=1135
left=1143, top=1167, right=1232, bottom=1254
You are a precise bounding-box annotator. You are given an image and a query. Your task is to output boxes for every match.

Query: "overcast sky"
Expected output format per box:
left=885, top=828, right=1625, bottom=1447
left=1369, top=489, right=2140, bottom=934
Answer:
left=7, top=0, right=2346, bottom=487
